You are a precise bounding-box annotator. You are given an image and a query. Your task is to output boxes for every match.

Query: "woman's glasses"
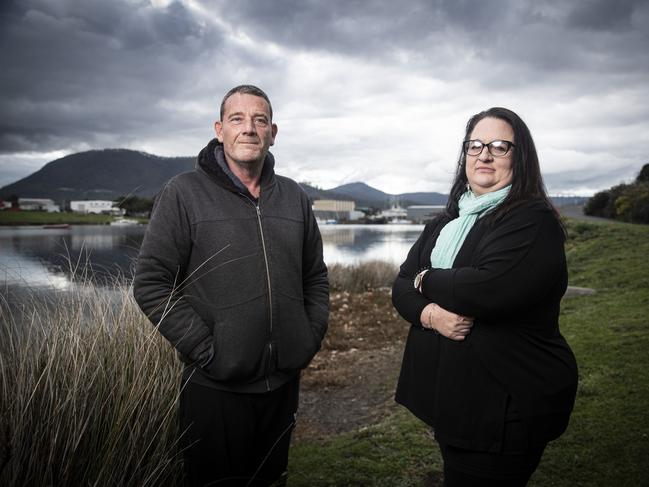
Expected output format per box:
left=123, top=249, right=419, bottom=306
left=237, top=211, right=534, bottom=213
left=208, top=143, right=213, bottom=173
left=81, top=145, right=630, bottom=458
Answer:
left=463, top=139, right=515, bottom=157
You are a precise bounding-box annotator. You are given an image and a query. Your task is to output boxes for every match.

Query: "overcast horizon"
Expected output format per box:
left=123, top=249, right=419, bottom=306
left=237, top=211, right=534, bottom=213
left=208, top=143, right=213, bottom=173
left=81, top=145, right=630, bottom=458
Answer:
left=2, top=0, right=648, bottom=196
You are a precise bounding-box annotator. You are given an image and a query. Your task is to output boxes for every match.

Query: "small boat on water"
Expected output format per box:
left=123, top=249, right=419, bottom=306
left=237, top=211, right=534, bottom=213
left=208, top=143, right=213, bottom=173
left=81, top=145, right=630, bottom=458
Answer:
left=42, top=223, right=70, bottom=229
left=110, top=218, right=140, bottom=226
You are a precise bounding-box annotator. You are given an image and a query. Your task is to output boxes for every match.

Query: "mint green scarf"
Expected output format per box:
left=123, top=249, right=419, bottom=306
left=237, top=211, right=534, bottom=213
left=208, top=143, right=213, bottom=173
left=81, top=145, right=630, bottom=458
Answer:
left=430, top=185, right=511, bottom=269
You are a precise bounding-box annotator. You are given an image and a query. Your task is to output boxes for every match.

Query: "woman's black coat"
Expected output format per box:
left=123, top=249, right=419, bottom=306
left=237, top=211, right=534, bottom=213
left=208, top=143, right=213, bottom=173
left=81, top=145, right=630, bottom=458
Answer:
left=392, top=200, right=578, bottom=453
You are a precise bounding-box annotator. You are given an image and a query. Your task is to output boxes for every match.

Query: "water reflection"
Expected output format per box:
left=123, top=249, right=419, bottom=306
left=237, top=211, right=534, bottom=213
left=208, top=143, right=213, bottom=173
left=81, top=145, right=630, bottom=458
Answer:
left=0, top=224, right=423, bottom=290
left=320, top=224, right=423, bottom=265
left=1, top=245, right=71, bottom=290
left=0, top=225, right=144, bottom=288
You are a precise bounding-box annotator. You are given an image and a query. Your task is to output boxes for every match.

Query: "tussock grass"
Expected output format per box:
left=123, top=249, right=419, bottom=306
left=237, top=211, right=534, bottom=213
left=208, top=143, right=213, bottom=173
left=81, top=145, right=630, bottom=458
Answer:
left=328, top=260, right=398, bottom=292
left=0, top=260, right=399, bottom=486
left=0, top=277, right=183, bottom=486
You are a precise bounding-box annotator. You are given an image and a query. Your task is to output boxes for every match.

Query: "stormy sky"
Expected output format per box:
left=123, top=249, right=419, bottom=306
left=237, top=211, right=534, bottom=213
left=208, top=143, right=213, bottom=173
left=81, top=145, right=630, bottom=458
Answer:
left=1, top=0, right=648, bottom=195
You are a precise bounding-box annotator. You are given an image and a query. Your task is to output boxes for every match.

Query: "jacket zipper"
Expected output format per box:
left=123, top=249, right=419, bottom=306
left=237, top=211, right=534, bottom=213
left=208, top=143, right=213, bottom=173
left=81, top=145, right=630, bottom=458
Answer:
left=242, top=194, right=274, bottom=391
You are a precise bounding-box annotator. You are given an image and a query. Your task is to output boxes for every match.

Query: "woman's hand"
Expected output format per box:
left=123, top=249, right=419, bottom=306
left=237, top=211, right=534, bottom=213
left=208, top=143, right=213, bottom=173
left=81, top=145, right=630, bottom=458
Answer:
left=420, top=303, right=474, bottom=341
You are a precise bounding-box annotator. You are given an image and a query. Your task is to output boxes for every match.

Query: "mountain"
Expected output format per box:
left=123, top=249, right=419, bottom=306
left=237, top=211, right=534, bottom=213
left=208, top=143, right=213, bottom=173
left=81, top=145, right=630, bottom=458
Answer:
left=327, top=182, right=391, bottom=208
left=0, top=151, right=404, bottom=208
left=0, top=149, right=195, bottom=203
left=298, top=183, right=354, bottom=203
left=330, top=182, right=389, bottom=201
left=328, top=182, right=448, bottom=208
left=0, top=148, right=588, bottom=210
left=398, top=191, right=448, bottom=206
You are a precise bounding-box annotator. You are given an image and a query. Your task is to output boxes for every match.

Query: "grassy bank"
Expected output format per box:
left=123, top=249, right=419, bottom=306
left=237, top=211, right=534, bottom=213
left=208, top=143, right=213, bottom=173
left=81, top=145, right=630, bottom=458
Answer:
left=0, top=210, right=117, bottom=225
left=529, top=220, right=649, bottom=486
left=289, top=218, right=649, bottom=486
left=1, top=218, right=647, bottom=485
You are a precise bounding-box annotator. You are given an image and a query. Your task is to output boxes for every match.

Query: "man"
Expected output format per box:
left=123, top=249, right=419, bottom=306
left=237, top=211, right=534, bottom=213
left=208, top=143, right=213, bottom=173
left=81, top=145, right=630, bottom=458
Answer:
left=133, top=85, right=329, bottom=486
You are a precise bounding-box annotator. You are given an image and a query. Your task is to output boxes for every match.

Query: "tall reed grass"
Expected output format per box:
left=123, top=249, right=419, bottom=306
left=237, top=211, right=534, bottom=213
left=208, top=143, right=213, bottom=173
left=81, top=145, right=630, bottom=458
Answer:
left=0, top=260, right=399, bottom=486
left=327, top=260, right=398, bottom=292
left=0, top=275, right=184, bottom=486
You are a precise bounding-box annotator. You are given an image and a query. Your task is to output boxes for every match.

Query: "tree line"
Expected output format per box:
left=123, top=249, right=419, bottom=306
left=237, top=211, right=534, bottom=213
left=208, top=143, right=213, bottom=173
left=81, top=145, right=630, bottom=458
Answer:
left=115, top=195, right=154, bottom=216
left=584, top=164, right=649, bottom=224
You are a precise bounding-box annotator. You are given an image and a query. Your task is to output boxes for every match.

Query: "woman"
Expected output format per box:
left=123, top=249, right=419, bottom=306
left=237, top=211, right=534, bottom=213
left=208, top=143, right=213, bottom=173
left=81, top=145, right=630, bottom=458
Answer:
left=392, top=107, right=578, bottom=487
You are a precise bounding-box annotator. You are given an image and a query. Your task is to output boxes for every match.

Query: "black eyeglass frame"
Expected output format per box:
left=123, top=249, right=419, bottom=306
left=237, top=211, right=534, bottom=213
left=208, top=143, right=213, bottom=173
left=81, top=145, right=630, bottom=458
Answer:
left=462, top=139, right=515, bottom=157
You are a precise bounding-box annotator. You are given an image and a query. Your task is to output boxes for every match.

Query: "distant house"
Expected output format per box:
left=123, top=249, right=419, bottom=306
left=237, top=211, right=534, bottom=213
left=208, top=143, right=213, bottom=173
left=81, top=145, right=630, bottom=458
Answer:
left=70, top=200, right=124, bottom=215
left=18, top=198, right=60, bottom=212
left=406, top=205, right=445, bottom=223
left=313, top=199, right=358, bottom=222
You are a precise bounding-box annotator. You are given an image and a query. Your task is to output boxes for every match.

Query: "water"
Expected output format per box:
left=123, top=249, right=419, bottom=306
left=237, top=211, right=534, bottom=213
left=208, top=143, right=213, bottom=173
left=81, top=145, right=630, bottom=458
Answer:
left=0, top=225, right=144, bottom=290
left=0, top=223, right=423, bottom=290
left=319, top=224, right=423, bottom=265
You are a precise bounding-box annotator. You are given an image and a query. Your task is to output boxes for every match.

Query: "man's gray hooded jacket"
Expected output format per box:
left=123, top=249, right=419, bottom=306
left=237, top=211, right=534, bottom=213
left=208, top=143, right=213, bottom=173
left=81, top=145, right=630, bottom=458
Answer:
left=133, top=138, right=329, bottom=393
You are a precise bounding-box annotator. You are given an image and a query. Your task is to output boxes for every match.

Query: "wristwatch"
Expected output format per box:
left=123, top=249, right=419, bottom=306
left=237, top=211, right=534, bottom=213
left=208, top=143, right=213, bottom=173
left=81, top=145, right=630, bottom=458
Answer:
left=413, top=269, right=429, bottom=292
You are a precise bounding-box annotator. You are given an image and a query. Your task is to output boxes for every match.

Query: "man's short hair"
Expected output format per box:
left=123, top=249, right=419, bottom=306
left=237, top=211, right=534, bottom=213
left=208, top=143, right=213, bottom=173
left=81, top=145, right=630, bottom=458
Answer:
left=220, top=85, right=273, bottom=121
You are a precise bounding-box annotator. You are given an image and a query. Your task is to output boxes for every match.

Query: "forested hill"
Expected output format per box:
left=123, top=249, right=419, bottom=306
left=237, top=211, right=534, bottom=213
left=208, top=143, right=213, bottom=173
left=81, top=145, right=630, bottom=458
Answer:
left=0, top=149, right=195, bottom=202
left=1, top=148, right=588, bottom=209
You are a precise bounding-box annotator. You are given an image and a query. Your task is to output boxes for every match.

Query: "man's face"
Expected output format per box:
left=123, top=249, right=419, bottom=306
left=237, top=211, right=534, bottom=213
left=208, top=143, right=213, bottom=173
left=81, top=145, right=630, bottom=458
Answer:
left=215, top=93, right=278, bottom=169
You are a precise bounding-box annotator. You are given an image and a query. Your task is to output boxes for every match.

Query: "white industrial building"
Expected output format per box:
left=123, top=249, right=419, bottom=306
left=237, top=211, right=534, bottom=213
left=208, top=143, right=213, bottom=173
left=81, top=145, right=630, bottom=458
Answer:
left=70, top=200, right=124, bottom=215
left=313, top=199, right=359, bottom=223
left=17, top=198, right=60, bottom=212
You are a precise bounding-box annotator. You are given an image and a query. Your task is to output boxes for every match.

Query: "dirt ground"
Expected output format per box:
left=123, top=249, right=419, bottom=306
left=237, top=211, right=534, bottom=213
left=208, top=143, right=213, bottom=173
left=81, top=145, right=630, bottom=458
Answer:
left=294, top=288, right=410, bottom=441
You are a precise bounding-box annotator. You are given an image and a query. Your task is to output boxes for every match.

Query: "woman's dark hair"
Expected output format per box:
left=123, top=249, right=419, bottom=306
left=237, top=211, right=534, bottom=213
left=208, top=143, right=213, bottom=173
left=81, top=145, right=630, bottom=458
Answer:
left=445, top=107, right=560, bottom=225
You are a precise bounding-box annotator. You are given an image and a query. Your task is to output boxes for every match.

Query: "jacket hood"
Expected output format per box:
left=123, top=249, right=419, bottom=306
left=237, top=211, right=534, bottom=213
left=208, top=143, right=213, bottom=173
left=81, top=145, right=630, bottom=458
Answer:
left=197, top=138, right=276, bottom=194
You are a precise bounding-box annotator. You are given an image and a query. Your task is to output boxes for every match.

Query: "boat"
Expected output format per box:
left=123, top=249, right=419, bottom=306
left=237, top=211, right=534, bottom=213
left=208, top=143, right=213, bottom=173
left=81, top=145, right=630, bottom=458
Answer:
left=110, top=218, right=140, bottom=226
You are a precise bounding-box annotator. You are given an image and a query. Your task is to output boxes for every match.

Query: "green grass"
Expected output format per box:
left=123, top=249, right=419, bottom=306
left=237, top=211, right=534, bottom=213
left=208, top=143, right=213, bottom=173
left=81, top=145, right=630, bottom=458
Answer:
left=287, top=218, right=649, bottom=486
left=0, top=210, right=142, bottom=225
left=1, top=218, right=647, bottom=486
left=289, top=410, right=443, bottom=487
left=528, top=219, right=649, bottom=486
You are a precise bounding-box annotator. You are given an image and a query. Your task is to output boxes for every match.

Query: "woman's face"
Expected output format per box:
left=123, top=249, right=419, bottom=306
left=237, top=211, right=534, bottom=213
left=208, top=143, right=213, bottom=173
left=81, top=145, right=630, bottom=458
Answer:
left=465, top=117, right=515, bottom=196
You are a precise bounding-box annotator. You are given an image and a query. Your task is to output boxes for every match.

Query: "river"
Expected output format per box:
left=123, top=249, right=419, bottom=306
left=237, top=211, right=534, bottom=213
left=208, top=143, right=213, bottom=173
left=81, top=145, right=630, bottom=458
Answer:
left=0, top=223, right=423, bottom=290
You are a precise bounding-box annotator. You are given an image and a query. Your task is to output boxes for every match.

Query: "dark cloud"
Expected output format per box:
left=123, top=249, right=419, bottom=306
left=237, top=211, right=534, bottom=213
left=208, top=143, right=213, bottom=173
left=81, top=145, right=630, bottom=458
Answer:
left=208, top=0, right=442, bottom=56
left=565, top=0, right=636, bottom=31
left=1, top=0, right=647, bottom=194
left=208, top=0, right=649, bottom=91
left=0, top=0, right=226, bottom=153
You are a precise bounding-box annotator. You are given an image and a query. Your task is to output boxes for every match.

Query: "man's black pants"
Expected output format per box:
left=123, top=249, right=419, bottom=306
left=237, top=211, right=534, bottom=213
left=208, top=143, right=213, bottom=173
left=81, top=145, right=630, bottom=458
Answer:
left=179, top=377, right=299, bottom=487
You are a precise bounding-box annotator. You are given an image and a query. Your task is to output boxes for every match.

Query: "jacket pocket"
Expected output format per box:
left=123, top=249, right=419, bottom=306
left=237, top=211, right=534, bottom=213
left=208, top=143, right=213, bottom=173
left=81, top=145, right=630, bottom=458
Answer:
left=275, top=293, right=320, bottom=371
left=205, top=296, right=270, bottom=383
